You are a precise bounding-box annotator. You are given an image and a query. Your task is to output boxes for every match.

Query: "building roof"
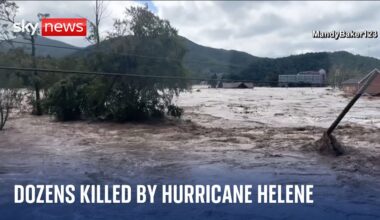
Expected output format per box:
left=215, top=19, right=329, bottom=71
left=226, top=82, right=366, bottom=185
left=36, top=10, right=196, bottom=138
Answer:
left=298, top=71, right=320, bottom=75
left=298, top=69, right=326, bottom=75
left=222, top=82, right=254, bottom=88
left=341, top=78, right=361, bottom=85
left=359, top=69, right=380, bottom=84
left=342, top=69, right=380, bottom=85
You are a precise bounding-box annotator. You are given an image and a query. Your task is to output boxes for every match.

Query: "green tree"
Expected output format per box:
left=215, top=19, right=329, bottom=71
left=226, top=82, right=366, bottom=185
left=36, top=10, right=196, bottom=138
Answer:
left=15, top=13, right=50, bottom=115
left=46, top=5, right=188, bottom=121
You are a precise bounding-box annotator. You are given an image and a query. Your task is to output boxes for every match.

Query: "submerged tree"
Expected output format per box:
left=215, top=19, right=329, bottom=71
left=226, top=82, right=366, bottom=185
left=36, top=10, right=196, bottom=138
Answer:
left=46, top=5, right=188, bottom=121
left=0, top=88, right=21, bottom=130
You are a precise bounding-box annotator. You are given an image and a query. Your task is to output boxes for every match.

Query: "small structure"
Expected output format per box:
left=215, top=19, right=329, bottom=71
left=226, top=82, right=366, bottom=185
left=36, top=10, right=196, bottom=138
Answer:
left=279, top=69, right=327, bottom=87
left=341, top=71, right=380, bottom=96
left=218, top=82, right=254, bottom=89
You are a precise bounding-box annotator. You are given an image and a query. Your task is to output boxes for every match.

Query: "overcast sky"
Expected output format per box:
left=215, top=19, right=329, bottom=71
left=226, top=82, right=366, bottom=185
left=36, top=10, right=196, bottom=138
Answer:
left=13, top=1, right=380, bottom=58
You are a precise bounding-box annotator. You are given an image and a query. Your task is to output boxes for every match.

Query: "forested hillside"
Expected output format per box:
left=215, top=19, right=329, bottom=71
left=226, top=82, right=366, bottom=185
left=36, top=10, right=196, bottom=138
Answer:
left=180, top=37, right=259, bottom=78
left=2, top=35, right=380, bottom=85
left=230, top=51, right=380, bottom=85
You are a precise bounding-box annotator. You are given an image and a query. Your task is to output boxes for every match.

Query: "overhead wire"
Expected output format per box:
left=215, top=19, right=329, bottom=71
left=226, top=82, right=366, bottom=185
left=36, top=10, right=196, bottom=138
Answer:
left=0, top=66, right=278, bottom=84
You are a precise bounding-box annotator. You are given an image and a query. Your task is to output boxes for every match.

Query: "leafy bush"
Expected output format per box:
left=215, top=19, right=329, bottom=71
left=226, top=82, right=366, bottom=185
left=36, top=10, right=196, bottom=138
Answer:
left=45, top=76, right=184, bottom=122
left=44, top=77, right=87, bottom=121
left=45, top=6, right=186, bottom=122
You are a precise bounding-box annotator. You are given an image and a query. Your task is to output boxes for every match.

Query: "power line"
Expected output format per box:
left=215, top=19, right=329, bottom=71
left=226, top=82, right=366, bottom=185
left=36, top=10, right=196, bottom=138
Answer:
left=4, top=40, right=251, bottom=69
left=0, top=66, right=278, bottom=84
left=6, top=39, right=80, bottom=50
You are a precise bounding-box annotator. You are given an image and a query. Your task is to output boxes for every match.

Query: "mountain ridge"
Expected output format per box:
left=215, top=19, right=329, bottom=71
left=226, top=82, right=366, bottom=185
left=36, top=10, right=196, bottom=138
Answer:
left=0, top=35, right=79, bottom=58
left=2, top=35, right=379, bottom=84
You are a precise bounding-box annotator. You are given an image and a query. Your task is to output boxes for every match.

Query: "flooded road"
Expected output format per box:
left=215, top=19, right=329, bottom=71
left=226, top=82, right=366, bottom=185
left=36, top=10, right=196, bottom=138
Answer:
left=0, top=87, right=379, bottom=219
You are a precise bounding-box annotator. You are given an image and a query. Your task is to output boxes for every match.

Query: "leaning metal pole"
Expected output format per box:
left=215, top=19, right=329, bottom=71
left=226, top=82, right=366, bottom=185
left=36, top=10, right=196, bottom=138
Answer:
left=326, top=69, right=379, bottom=135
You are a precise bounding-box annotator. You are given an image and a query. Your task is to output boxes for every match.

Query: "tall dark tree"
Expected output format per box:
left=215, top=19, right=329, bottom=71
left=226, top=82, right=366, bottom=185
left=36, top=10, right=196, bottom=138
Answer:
left=18, top=13, right=49, bottom=115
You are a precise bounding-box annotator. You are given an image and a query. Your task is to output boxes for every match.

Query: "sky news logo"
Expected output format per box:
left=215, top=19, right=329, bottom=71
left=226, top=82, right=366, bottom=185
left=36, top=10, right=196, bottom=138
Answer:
left=13, top=18, right=87, bottom=37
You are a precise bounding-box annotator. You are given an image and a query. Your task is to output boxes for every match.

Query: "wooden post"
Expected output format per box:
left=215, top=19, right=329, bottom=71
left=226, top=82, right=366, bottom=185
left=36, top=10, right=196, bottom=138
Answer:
left=326, top=69, right=379, bottom=135
left=31, top=35, right=42, bottom=116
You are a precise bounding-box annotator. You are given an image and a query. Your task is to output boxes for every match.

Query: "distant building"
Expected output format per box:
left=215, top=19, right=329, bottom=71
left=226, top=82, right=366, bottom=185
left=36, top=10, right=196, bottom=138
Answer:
left=278, top=69, right=327, bottom=87
left=341, top=70, right=380, bottom=96
left=218, top=82, right=254, bottom=89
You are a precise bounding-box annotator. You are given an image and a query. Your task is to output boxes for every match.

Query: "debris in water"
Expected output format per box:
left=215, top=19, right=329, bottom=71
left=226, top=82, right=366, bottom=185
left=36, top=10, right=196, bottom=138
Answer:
left=316, top=132, right=345, bottom=156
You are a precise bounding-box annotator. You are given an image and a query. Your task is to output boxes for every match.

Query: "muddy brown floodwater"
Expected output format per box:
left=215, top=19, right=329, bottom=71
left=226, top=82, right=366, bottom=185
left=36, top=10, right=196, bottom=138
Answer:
left=0, top=111, right=380, bottom=219
left=0, top=87, right=379, bottom=219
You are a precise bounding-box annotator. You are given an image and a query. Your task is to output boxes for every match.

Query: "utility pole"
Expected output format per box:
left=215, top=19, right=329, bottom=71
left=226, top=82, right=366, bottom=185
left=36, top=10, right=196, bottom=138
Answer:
left=30, top=34, right=42, bottom=115
left=327, top=69, right=379, bottom=135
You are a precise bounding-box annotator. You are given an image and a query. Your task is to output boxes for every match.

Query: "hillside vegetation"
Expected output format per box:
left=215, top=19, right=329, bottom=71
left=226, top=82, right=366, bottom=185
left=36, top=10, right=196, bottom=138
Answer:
left=180, top=37, right=259, bottom=78
left=2, top=35, right=380, bottom=85
left=0, top=35, right=78, bottom=58
left=231, top=51, right=380, bottom=85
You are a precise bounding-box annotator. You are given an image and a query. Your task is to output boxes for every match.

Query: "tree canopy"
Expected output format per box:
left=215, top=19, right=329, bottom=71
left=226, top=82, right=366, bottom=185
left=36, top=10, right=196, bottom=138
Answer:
left=45, top=5, right=188, bottom=121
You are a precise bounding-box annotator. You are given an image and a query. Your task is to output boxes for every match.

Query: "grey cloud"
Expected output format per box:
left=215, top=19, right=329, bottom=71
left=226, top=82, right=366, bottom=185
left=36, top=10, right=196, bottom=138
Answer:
left=10, top=1, right=380, bottom=59
left=202, top=27, right=233, bottom=41
left=236, top=13, right=286, bottom=38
